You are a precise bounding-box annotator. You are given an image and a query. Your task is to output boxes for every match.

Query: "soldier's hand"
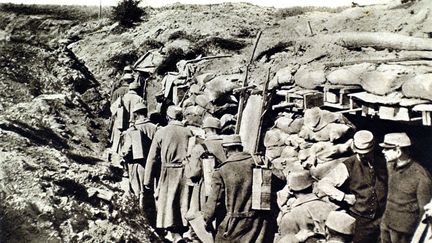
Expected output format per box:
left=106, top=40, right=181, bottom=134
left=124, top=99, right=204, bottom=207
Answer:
left=295, top=229, right=315, bottom=242
left=343, top=194, right=356, bottom=205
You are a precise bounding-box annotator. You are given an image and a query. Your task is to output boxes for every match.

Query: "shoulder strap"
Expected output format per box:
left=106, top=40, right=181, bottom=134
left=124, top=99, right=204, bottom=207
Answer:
left=201, top=142, right=210, bottom=155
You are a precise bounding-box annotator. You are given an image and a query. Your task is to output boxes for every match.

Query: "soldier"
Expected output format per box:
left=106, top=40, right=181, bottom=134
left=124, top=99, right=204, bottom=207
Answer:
left=144, top=105, right=193, bottom=242
left=184, top=116, right=226, bottom=242
left=122, top=81, right=145, bottom=126
left=202, top=134, right=273, bottom=243
left=185, top=117, right=226, bottom=215
left=278, top=170, right=338, bottom=243
left=380, top=132, right=432, bottom=243
left=120, top=103, right=157, bottom=208
left=317, top=130, right=387, bottom=243
left=109, top=73, right=137, bottom=161
left=324, top=211, right=356, bottom=243
left=111, top=72, right=134, bottom=104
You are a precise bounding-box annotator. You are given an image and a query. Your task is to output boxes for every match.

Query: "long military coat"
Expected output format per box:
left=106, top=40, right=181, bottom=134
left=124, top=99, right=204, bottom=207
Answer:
left=203, top=151, right=272, bottom=243
left=144, top=120, right=192, bottom=229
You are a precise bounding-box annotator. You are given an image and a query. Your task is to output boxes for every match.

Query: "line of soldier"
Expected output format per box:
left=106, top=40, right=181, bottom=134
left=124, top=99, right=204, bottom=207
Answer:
left=109, top=66, right=432, bottom=243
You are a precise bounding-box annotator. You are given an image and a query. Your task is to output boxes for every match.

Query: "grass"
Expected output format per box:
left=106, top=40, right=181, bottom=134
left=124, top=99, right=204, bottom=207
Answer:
left=0, top=3, right=111, bottom=21
left=276, top=6, right=347, bottom=18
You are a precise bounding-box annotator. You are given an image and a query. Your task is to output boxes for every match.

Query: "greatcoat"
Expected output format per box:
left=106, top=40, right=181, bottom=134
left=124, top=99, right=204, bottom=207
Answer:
left=144, top=120, right=193, bottom=229
left=203, top=151, right=273, bottom=243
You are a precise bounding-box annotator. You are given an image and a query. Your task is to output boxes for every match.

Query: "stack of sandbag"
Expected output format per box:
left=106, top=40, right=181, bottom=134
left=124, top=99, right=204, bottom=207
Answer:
left=264, top=107, right=355, bottom=181
left=402, top=73, right=432, bottom=101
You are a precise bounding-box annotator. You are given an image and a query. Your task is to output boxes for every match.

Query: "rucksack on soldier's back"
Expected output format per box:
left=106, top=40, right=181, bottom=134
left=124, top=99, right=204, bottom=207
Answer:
left=115, top=98, right=129, bottom=130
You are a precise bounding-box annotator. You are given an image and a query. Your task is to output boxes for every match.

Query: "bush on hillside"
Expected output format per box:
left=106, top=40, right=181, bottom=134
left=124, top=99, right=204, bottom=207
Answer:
left=111, top=0, right=146, bottom=28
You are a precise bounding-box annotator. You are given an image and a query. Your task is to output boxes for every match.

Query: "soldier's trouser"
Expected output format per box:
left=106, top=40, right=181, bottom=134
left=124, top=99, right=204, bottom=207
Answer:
left=380, top=223, right=412, bottom=243
left=351, top=214, right=381, bottom=243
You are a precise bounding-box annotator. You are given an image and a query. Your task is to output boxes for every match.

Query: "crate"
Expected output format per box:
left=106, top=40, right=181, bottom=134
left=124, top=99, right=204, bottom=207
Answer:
left=413, top=104, right=432, bottom=126
left=323, top=85, right=362, bottom=110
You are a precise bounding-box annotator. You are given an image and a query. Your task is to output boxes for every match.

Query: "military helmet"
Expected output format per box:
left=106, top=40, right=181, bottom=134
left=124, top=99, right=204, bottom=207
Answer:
left=202, top=117, right=221, bottom=129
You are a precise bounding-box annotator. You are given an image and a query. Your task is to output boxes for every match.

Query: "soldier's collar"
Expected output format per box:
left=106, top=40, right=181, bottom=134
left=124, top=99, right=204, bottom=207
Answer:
left=134, top=118, right=149, bottom=125
left=169, top=120, right=184, bottom=126
left=225, top=152, right=251, bottom=162
left=206, top=134, right=222, bottom=141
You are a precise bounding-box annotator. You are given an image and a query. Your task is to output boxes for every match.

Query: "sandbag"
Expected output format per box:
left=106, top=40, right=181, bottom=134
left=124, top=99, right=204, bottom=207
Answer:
left=204, top=74, right=242, bottom=101
left=402, top=74, right=432, bottom=101
left=284, top=134, right=306, bottom=148
left=360, top=65, right=414, bottom=96
left=310, top=157, right=346, bottom=180
left=274, top=117, right=293, bottom=133
left=265, top=146, right=283, bottom=161
left=326, top=63, right=375, bottom=85
left=269, top=66, right=294, bottom=89
left=280, top=146, right=298, bottom=158
left=312, top=123, right=352, bottom=142
left=264, top=129, right=285, bottom=148
left=294, top=65, right=326, bottom=89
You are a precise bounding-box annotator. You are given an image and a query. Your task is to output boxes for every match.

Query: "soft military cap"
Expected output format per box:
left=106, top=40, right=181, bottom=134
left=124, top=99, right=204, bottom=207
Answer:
left=325, top=211, right=356, bottom=235
left=132, top=103, right=147, bottom=113
left=353, top=130, right=374, bottom=154
left=166, top=105, right=183, bottom=119
left=202, top=117, right=221, bottom=129
left=288, top=170, right=313, bottom=191
left=379, top=132, right=411, bottom=148
left=222, top=134, right=242, bottom=147
left=122, top=73, right=134, bottom=81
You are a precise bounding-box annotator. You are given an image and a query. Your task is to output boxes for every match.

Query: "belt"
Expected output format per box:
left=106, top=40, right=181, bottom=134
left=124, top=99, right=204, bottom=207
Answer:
left=226, top=211, right=256, bottom=218
left=163, top=163, right=184, bottom=168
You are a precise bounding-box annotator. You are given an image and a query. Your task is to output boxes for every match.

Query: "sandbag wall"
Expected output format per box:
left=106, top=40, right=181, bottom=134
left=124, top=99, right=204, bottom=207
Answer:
left=269, top=62, right=432, bottom=101
left=264, top=107, right=355, bottom=182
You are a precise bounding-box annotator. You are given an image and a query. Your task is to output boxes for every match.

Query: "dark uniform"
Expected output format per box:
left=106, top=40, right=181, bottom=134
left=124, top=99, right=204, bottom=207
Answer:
left=317, top=154, right=388, bottom=243
left=381, top=160, right=432, bottom=243
left=203, top=152, right=272, bottom=243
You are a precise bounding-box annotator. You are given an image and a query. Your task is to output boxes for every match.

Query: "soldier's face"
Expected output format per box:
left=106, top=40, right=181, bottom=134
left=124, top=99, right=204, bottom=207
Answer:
left=382, top=147, right=400, bottom=162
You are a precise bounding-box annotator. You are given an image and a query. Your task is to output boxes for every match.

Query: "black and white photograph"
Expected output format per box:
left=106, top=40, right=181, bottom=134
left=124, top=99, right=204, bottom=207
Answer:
left=1, top=0, right=432, bottom=242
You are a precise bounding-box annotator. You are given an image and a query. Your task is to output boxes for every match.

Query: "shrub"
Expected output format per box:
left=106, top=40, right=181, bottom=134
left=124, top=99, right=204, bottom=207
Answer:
left=111, top=0, right=146, bottom=28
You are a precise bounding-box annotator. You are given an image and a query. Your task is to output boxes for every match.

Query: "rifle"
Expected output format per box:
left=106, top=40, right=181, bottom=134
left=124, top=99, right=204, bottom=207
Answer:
left=254, top=67, right=272, bottom=158
left=235, top=30, right=262, bottom=134
left=184, top=55, right=233, bottom=64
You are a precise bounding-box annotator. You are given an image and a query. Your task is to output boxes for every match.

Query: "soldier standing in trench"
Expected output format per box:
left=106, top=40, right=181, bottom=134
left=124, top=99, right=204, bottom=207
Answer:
left=119, top=103, right=157, bottom=214
left=317, top=130, right=388, bottom=243
left=144, top=105, right=193, bottom=243
left=380, top=132, right=432, bottom=243
left=202, top=134, right=273, bottom=243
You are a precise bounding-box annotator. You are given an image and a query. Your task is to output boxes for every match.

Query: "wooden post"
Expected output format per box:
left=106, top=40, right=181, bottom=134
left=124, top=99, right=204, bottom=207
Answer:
left=307, top=21, right=314, bottom=36
left=235, top=30, right=262, bottom=134
left=99, top=0, right=102, bottom=19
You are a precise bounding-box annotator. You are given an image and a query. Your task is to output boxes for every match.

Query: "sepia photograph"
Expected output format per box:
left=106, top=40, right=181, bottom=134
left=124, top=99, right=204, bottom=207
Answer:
left=0, top=0, right=432, bottom=242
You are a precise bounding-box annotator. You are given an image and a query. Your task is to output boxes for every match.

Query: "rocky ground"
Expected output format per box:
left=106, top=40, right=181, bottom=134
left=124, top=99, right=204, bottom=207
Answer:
left=1, top=0, right=432, bottom=242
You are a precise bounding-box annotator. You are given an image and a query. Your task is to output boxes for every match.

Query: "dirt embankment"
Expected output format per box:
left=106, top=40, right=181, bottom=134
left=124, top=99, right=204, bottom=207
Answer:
left=1, top=0, right=432, bottom=242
